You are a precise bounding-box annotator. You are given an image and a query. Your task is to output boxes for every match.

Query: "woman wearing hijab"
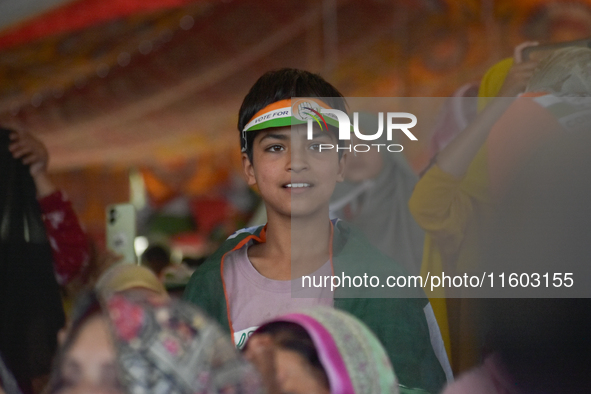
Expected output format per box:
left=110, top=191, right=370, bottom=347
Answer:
left=245, top=306, right=428, bottom=394
left=45, top=291, right=263, bottom=394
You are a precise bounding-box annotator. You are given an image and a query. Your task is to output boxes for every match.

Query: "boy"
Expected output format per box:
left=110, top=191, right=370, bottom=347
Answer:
left=184, top=69, right=447, bottom=392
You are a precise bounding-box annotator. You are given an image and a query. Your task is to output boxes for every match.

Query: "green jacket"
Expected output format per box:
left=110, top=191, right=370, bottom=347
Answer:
left=183, top=220, right=446, bottom=393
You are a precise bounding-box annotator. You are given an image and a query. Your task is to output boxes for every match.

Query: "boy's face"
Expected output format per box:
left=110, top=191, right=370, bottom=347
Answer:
left=242, top=124, right=346, bottom=219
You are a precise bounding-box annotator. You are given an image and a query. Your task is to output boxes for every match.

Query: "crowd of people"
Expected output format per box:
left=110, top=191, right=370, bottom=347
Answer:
left=1, top=44, right=591, bottom=394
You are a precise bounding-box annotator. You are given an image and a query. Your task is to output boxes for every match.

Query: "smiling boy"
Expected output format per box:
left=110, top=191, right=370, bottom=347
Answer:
left=184, top=69, right=448, bottom=392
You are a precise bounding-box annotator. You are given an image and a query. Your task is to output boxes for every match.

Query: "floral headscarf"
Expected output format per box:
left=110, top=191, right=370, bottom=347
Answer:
left=105, top=294, right=263, bottom=394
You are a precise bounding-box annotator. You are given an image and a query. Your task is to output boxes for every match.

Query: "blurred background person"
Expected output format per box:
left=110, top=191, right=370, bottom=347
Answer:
left=44, top=292, right=123, bottom=394
left=7, top=128, right=90, bottom=286
left=413, top=41, right=591, bottom=377
left=2, top=126, right=96, bottom=393
left=443, top=115, right=591, bottom=394
left=140, top=243, right=171, bottom=278
left=409, top=49, right=539, bottom=374
left=329, top=112, right=424, bottom=276
left=244, top=306, right=420, bottom=394
left=46, top=291, right=264, bottom=394
left=140, top=243, right=194, bottom=297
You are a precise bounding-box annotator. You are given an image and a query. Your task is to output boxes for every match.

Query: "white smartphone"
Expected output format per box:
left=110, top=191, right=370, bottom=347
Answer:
left=106, top=203, right=137, bottom=264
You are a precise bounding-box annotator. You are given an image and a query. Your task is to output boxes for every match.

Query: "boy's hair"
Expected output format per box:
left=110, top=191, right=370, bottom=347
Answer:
left=238, top=68, right=347, bottom=162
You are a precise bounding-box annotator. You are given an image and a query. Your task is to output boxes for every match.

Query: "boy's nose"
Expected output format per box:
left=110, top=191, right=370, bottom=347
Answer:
left=288, top=149, right=309, bottom=173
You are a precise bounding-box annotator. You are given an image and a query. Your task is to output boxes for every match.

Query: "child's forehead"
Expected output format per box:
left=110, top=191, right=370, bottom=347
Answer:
left=254, top=124, right=336, bottom=141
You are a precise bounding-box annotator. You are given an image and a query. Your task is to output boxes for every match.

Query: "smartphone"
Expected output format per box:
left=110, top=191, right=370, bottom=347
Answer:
left=521, top=37, right=591, bottom=62
left=106, top=203, right=137, bottom=264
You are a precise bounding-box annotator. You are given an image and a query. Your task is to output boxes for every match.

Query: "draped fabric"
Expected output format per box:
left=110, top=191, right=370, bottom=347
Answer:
left=106, top=294, right=264, bottom=394
left=0, top=129, right=65, bottom=388
left=414, top=59, right=511, bottom=373
left=256, top=306, right=400, bottom=394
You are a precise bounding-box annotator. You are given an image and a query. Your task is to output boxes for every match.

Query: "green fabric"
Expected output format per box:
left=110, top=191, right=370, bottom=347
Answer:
left=399, top=387, right=430, bottom=394
left=183, top=221, right=445, bottom=393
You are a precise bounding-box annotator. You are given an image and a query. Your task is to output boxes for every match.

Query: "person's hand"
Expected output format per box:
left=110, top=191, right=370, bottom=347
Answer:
left=497, top=42, right=540, bottom=97
left=8, top=129, right=49, bottom=177
left=244, top=334, right=281, bottom=394
left=496, top=60, right=539, bottom=97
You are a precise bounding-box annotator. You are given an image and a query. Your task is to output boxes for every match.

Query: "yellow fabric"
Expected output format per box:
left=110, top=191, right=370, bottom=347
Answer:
left=419, top=237, right=449, bottom=360
left=413, top=58, right=512, bottom=374
left=478, top=57, right=514, bottom=110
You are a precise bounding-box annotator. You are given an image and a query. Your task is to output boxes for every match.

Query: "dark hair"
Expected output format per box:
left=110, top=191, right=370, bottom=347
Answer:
left=238, top=68, right=347, bottom=162
left=251, top=321, right=330, bottom=390
left=1, top=128, right=65, bottom=388
left=141, top=244, right=170, bottom=275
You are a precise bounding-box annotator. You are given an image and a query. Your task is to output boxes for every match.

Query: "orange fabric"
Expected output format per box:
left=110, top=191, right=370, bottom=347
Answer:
left=246, top=99, right=293, bottom=126
left=141, top=169, right=176, bottom=206
left=141, top=155, right=232, bottom=207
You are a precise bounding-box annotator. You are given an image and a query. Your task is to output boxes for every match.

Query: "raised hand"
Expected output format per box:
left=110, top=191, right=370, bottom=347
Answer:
left=497, top=41, right=540, bottom=97
left=496, top=59, right=539, bottom=97
left=8, top=129, right=49, bottom=177
left=7, top=129, right=56, bottom=197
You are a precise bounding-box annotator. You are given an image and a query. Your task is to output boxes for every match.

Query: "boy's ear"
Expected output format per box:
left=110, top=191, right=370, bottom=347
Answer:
left=336, top=151, right=348, bottom=183
left=242, top=153, right=257, bottom=186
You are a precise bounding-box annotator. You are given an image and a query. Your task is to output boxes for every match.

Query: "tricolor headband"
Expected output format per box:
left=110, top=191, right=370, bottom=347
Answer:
left=241, top=98, right=340, bottom=152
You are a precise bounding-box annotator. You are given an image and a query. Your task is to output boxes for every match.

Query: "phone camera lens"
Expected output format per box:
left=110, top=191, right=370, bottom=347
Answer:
left=109, top=209, right=117, bottom=224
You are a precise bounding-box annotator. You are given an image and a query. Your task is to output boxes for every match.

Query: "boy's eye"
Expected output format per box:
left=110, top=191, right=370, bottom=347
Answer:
left=309, top=143, right=321, bottom=151
left=266, top=144, right=284, bottom=152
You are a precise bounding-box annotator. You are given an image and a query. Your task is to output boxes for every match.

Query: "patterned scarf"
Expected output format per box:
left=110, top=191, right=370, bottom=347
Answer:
left=105, top=294, right=263, bottom=394
left=256, top=306, right=400, bottom=394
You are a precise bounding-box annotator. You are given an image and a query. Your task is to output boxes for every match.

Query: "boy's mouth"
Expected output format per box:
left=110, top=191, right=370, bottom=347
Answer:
left=284, top=183, right=312, bottom=188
